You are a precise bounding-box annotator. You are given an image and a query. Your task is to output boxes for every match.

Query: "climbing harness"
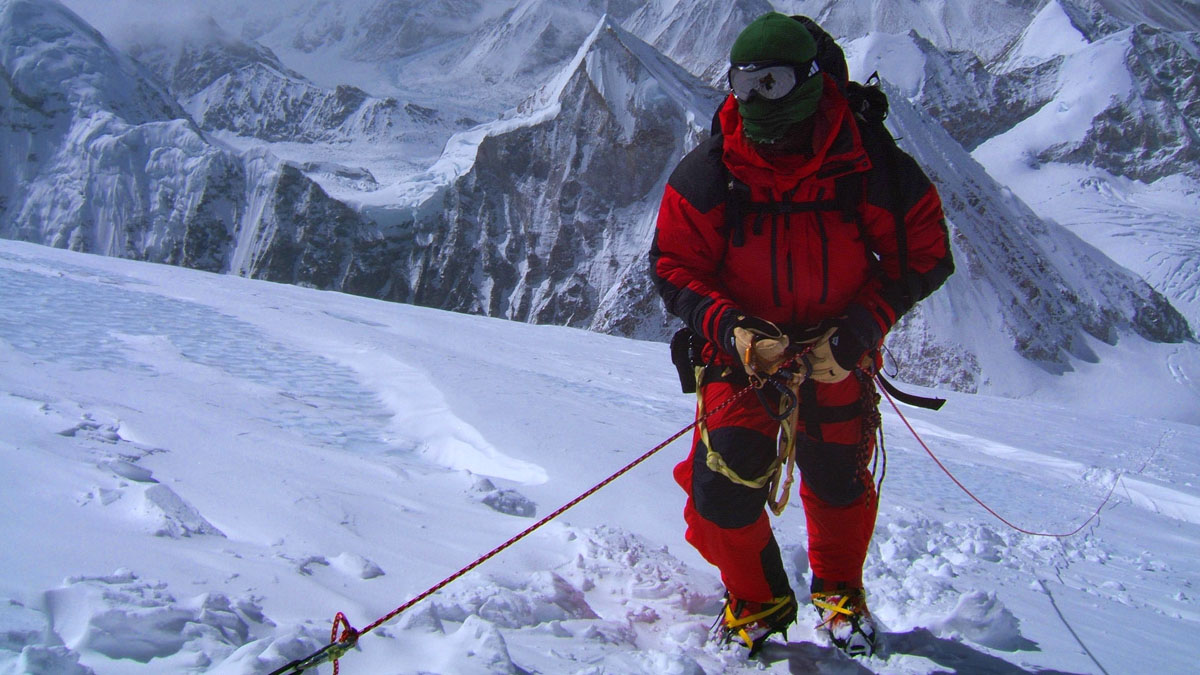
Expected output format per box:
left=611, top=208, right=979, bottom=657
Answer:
left=700, top=365, right=801, bottom=497
left=698, top=342, right=815, bottom=516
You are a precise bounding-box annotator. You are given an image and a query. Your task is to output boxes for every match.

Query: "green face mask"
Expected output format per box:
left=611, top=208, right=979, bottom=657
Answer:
left=729, top=13, right=823, bottom=144
left=737, top=74, right=823, bottom=144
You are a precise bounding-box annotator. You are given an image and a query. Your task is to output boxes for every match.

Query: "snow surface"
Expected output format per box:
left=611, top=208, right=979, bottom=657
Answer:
left=842, top=32, right=928, bottom=98
left=972, top=19, right=1200, bottom=335
left=3, top=238, right=1199, bottom=674
left=1004, top=0, right=1091, bottom=70
left=977, top=31, right=1134, bottom=159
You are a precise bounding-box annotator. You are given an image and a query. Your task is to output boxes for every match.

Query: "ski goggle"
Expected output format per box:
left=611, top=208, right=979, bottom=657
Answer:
left=728, top=60, right=820, bottom=102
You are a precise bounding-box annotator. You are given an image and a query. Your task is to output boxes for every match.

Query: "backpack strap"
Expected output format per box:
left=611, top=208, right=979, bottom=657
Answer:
left=833, top=172, right=863, bottom=227
left=724, top=173, right=750, bottom=247
left=857, top=118, right=914, bottom=304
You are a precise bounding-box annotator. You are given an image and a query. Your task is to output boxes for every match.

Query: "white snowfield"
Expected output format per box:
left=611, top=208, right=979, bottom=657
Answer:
left=2, top=238, right=1199, bottom=675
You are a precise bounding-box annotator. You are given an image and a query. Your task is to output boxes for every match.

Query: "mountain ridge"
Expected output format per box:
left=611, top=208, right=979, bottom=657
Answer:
left=5, top=0, right=1198, bottom=401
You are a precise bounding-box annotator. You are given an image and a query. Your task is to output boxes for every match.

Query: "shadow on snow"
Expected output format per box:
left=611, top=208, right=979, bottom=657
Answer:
left=759, top=628, right=1084, bottom=675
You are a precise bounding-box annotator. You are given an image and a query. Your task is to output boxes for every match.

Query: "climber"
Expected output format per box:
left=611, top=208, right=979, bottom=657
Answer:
left=650, top=11, right=953, bottom=656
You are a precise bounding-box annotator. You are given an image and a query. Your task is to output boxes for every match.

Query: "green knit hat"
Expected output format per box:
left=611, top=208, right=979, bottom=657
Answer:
left=730, top=13, right=823, bottom=144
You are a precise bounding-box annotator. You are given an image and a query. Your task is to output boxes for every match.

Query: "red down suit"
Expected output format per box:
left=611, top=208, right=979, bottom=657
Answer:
left=650, top=78, right=953, bottom=602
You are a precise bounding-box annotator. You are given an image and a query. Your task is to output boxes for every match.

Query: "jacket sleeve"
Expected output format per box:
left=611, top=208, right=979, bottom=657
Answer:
left=852, top=139, right=954, bottom=335
left=649, top=182, right=741, bottom=350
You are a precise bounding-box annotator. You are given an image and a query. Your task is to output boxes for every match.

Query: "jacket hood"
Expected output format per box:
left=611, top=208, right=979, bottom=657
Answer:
left=719, top=74, right=871, bottom=193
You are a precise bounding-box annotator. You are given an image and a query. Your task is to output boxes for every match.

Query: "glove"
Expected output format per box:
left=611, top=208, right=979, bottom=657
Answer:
left=719, top=314, right=790, bottom=378
left=802, top=305, right=882, bottom=384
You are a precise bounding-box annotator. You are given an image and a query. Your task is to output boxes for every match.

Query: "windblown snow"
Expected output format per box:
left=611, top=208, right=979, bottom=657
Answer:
left=2, top=240, right=1199, bottom=674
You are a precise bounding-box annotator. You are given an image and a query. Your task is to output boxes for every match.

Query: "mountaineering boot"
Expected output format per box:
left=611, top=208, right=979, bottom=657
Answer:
left=812, top=588, right=877, bottom=657
left=711, top=591, right=797, bottom=656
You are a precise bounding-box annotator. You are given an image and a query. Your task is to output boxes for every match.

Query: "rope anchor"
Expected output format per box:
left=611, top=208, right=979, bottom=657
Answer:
left=268, top=612, right=358, bottom=675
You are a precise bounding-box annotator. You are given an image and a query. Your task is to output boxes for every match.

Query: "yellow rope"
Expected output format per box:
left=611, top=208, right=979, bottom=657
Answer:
left=695, top=367, right=801, bottom=514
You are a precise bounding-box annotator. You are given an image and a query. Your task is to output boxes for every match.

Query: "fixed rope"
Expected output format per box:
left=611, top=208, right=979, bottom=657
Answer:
left=877, top=375, right=1121, bottom=538
left=270, top=362, right=1123, bottom=673
left=267, top=380, right=759, bottom=675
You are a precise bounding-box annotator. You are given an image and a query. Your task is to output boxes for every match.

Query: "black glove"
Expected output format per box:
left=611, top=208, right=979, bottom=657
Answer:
left=824, top=304, right=882, bottom=372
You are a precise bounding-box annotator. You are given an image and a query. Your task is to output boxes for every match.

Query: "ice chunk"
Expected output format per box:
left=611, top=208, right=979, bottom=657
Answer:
left=931, top=591, right=1029, bottom=651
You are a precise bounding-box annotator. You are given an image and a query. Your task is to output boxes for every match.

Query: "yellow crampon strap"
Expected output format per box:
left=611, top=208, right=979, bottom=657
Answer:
left=811, top=592, right=856, bottom=627
left=695, top=368, right=801, bottom=514
left=723, top=595, right=794, bottom=648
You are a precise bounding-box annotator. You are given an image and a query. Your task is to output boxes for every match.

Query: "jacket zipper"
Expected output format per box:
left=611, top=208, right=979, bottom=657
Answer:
left=782, top=187, right=797, bottom=301
left=815, top=187, right=830, bottom=304
left=770, top=200, right=782, bottom=307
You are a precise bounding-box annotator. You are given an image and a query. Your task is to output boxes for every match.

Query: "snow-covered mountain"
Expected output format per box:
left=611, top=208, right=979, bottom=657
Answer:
left=355, top=16, right=722, bottom=335
left=995, top=2, right=1200, bottom=183
left=3, top=239, right=1200, bottom=674
left=966, top=0, right=1200, bottom=332
left=4, top=0, right=1200, bottom=405
left=787, top=0, right=1039, bottom=63
left=189, top=0, right=641, bottom=118
left=624, top=0, right=776, bottom=87
left=0, top=0, right=390, bottom=289
left=125, top=16, right=421, bottom=146
left=877, top=83, right=1189, bottom=393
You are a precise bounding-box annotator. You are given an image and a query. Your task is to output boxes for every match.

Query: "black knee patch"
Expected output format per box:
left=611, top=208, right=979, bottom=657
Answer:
left=796, top=439, right=866, bottom=506
left=692, top=426, right=775, bottom=529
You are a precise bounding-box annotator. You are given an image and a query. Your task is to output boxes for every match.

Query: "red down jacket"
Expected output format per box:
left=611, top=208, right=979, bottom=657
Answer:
left=651, top=76, right=953, bottom=358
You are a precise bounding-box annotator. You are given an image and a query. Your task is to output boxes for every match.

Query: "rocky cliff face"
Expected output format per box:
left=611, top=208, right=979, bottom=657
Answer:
left=365, top=17, right=721, bottom=336
left=905, top=34, right=1062, bottom=151
left=0, top=0, right=379, bottom=290
left=1037, top=23, right=1200, bottom=181
left=121, top=16, right=427, bottom=145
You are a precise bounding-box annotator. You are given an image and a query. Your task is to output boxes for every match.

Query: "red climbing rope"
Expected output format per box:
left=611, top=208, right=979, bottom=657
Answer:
left=877, top=376, right=1121, bottom=538
left=271, top=361, right=1128, bottom=674
left=267, top=382, right=758, bottom=675
left=329, top=613, right=357, bottom=675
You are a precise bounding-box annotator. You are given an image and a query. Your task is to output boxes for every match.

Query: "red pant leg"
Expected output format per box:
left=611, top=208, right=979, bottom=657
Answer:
left=796, top=375, right=880, bottom=590
left=801, top=480, right=878, bottom=589
left=673, top=374, right=791, bottom=603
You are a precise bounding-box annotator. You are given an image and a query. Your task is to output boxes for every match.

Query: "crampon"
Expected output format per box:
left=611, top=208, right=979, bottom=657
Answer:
left=812, top=589, right=878, bottom=657
left=711, top=592, right=797, bottom=656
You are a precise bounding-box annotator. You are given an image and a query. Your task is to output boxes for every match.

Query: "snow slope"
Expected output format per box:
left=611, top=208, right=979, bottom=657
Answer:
left=972, top=3, right=1200, bottom=332
left=2, top=239, right=1199, bottom=674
